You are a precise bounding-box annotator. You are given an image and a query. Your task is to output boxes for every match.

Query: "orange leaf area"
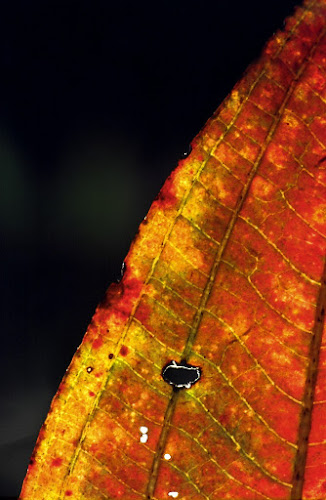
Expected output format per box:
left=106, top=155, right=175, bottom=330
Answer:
left=20, top=1, right=326, bottom=499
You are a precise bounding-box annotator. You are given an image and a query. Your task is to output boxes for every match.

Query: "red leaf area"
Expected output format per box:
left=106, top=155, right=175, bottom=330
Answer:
left=20, top=1, right=326, bottom=499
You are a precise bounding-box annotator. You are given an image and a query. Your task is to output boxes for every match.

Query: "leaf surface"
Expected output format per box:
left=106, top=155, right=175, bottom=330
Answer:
left=20, top=1, right=326, bottom=499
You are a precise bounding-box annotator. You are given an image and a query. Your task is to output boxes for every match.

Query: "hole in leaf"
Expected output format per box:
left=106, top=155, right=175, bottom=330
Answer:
left=182, top=144, right=192, bottom=158
left=162, top=360, right=201, bottom=389
left=117, top=261, right=126, bottom=283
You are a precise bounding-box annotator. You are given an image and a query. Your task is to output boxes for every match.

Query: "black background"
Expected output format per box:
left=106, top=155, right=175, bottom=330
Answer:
left=1, top=0, right=298, bottom=496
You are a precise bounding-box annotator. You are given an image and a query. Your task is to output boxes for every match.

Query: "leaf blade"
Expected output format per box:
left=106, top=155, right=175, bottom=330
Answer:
left=20, top=1, right=326, bottom=499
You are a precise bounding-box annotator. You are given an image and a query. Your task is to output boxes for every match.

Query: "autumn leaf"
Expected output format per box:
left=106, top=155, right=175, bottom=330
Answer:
left=20, top=0, right=326, bottom=499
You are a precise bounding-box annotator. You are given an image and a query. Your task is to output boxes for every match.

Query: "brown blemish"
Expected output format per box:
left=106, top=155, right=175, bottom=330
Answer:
left=86, top=366, right=93, bottom=373
left=92, top=337, right=103, bottom=349
left=120, top=345, right=128, bottom=356
left=135, top=301, right=151, bottom=324
left=316, top=155, right=326, bottom=168
left=154, top=171, right=177, bottom=210
left=51, top=457, right=63, bottom=467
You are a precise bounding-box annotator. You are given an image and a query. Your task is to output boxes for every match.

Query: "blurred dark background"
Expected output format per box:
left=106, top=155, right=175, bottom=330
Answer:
left=1, top=0, right=298, bottom=496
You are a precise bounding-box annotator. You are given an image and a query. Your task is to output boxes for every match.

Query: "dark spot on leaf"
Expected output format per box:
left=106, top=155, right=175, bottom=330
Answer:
left=108, top=353, right=114, bottom=359
left=120, top=345, right=128, bottom=356
left=65, top=491, right=73, bottom=497
left=87, top=366, right=93, bottom=373
left=162, top=360, right=201, bottom=389
left=316, top=155, right=326, bottom=168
